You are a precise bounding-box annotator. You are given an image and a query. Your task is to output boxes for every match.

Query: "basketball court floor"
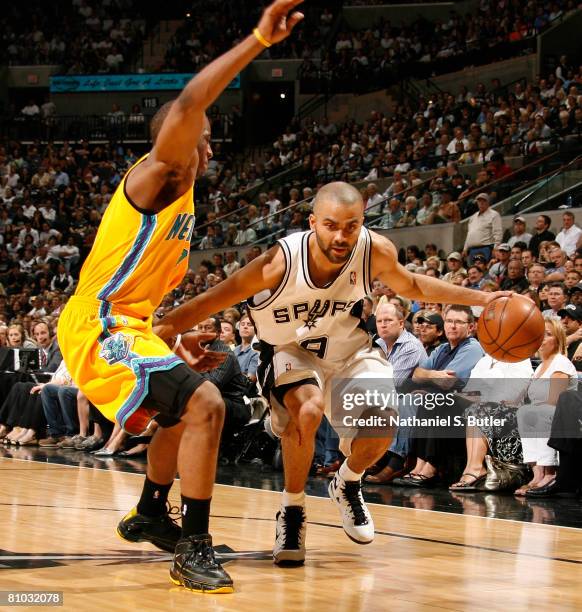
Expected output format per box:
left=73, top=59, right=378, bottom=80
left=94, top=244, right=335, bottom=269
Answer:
left=1, top=447, right=581, bottom=611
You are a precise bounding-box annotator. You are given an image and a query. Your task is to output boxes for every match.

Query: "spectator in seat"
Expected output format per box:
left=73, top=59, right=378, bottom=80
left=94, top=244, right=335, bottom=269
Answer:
left=220, top=319, right=237, bottom=350
left=234, top=217, right=257, bottom=246
left=521, top=248, right=536, bottom=271
left=36, top=361, right=78, bottom=447
left=50, top=263, right=74, bottom=293
left=508, top=216, right=532, bottom=247
left=442, top=252, right=466, bottom=283
left=516, top=318, right=578, bottom=495
left=223, top=251, right=241, bottom=277
left=7, top=323, right=36, bottom=348
left=466, top=266, right=485, bottom=290
left=529, top=215, right=555, bottom=258
left=416, top=312, right=445, bottom=356
left=365, top=303, right=427, bottom=485
left=197, top=317, right=252, bottom=438
left=395, top=305, right=484, bottom=487
left=449, top=354, right=533, bottom=491
left=487, top=243, right=511, bottom=285
left=532, top=389, right=582, bottom=497
left=558, top=303, right=582, bottom=369
left=527, top=263, right=546, bottom=291
left=233, top=314, right=258, bottom=384
left=569, top=282, right=582, bottom=307
left=555, top=211, right=582, bottom=257
left=374, top=303, right=427, bottom=390
left=463, top=193, right=502, bottom=263
left=542, top=282, right=568, bottom=319
left=501, top=259, right=529, bottom=292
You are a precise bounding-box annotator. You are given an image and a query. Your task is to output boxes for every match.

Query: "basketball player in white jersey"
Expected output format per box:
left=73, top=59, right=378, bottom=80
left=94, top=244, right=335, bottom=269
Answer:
left=155, top=182, right=509, bottom=564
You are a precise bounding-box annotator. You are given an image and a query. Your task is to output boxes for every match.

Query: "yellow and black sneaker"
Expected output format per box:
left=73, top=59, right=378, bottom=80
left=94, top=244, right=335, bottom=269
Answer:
left=170, top=534, right=234, bottom=594
left=116, top=505, right=181, bottom=553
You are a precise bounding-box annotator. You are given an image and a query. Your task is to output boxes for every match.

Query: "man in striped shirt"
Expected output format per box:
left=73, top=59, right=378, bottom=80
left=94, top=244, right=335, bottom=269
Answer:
left=365, top=303, right=427, bottom=484
left=374, top=303, right=427, bottom=389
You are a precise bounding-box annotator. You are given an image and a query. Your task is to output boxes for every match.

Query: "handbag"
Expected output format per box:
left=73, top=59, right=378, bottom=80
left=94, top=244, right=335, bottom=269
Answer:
left=484, top=454, right=531, bottom=491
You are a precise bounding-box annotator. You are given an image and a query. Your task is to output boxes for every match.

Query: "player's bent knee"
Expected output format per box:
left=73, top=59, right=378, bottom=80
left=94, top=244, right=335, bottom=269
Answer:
left=297, top=399, right=325, bottom=435
left=182, top=381, right=225, bottom=431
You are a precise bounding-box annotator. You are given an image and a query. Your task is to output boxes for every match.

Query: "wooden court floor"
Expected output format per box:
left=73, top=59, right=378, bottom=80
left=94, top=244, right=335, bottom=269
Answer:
left=1, top=456, right=581, bottom=612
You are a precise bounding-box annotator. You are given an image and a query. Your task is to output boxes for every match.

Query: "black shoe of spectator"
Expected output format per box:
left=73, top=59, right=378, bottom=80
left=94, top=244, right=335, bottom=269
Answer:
left=525, top=479, right=578, bottom=499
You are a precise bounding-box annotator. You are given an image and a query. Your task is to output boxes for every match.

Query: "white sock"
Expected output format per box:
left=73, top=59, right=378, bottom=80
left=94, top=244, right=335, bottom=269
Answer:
left=282, top=490, right=306, bottom=507
left=339, top=460, right=364, bottom=482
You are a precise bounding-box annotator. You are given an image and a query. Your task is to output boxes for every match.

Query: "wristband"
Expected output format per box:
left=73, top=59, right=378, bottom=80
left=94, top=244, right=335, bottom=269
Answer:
left=253, top=27, right=272, bottom=48
left=172, top=334, right=182, bottom=352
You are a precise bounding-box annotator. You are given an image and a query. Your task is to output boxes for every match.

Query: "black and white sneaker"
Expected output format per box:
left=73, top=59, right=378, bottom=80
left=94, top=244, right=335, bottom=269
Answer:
left=273, top=505, right=306, bottom=566
left=328, top=473, right=374, bottom=544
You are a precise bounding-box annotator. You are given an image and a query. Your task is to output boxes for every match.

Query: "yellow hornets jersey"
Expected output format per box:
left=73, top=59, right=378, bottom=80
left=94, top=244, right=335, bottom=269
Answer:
left=75, top=156, right=195, bottom=319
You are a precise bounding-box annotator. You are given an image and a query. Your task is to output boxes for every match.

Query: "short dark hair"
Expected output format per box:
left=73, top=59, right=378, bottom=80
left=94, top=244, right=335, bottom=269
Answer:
left=209, top=316, right=222, bottom=334
left=540, top=214, right=551, bottom=228
left=444, top=304, right=475, bottom=323
left=549, top=282, right=567, bottom=294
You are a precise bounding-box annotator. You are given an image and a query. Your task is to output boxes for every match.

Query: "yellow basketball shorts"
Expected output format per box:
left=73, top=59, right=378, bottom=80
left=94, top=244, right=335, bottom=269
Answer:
left=57, top=296, right=204, bottom=434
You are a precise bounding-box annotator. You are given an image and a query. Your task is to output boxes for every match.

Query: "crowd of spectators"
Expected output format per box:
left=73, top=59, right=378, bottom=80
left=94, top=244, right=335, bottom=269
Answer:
left=4, top=207, right=580, bottom=496
left=303, top=0, right=578, bottom=89
left=193, top=67, right=582, bottom=249
left=1, top=0, right=145, bottom=73
left=0, top=139, right=146, bottom=329
left=162, top=1, right=338, bottom=72
left=1, top=0, right=579, bottom=78
left=0, top=123, right=581, bottom=498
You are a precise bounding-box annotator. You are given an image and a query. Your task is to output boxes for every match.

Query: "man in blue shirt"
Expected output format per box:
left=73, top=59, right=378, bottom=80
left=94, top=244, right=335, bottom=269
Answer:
left=233, top=314, right=259, bottom=384
left=393, top=305, right=484, bottom=487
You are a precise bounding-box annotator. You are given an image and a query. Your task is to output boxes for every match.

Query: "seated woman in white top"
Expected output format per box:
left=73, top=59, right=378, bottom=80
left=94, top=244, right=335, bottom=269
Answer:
left=450, top=355, right=533, bottom=490
left=515, top=318, right=578, bottom=495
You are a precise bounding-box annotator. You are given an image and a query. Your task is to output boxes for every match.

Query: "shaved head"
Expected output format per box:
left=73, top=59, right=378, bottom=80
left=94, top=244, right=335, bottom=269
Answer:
left=150, top=100, right=175, bottom=143
left=309, top=181, right=365, bottom=264
left=313, top=181, right=364, bottom=214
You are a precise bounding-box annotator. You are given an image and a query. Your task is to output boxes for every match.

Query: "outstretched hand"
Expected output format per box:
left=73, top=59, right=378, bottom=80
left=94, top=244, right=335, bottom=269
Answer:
left=483, top=290, right=514, bottom=304
left=175, top=332, right=227, bottom=372
left=256, top=0, right=304, bottom=45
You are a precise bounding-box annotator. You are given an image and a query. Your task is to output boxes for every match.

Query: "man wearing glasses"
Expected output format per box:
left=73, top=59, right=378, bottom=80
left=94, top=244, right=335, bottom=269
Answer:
left=394, top=305, right=484, bottom=487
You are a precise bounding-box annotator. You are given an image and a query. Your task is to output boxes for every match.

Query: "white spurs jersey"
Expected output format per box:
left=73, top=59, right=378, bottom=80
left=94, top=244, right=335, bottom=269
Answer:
left=248, top=228, right=374, bottom=362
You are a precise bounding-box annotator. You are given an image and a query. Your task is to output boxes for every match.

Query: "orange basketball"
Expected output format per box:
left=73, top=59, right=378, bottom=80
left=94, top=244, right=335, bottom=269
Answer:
left=477, top=294, right=545, bottom=363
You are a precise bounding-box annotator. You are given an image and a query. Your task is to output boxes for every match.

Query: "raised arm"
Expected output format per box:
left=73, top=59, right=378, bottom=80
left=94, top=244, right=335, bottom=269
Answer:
left=126, top=0, right=304, bottom=210
left=369, top=231, right=509, bottom=307
left=154, top=245, right=287, bottom=340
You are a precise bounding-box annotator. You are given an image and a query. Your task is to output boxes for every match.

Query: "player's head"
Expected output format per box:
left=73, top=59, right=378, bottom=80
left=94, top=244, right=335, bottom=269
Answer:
left=310, top=181, right=364, bottom=264
left=150, top=101, right=212, bottom=178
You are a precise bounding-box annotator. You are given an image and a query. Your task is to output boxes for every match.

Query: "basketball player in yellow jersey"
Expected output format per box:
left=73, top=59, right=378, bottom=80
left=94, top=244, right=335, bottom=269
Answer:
left=57, top=0, right=305, bottom=594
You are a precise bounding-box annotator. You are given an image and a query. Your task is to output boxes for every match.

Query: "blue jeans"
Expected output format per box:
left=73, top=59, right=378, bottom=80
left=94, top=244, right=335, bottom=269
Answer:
left=468, top=245, right=493, bottom=264
left=40, top=384, right=79, bottom=437
left=315, top=416, right=340, bottom=465
left=389, top=393, right=419, bottom=458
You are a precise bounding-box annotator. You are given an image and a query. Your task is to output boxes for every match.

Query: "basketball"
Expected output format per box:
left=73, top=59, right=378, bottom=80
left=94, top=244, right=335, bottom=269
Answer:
left=477, top=294, right=545, bottom=363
